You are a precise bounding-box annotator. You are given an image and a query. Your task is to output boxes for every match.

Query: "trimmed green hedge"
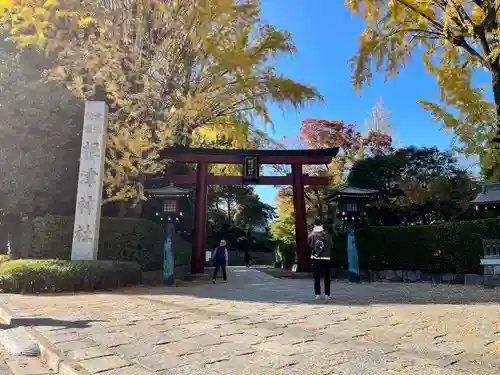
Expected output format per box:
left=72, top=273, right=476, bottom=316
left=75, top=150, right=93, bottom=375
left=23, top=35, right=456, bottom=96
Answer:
left=0, top=259, right=142, bottom=293
left=330, top=218, right=500, bottom=274
left=26, top=215, right=165, bottom=271
left=173, top=234, right=192, bottom=268
left=331, top=231, right=348, bottom=270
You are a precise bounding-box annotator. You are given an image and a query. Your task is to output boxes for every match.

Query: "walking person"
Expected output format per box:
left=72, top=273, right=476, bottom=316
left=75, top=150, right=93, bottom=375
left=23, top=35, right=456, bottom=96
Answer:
left=212, top=240, right=228, bottom=283
left=307, top=217, right=333, bottom=301
left=243, top=249, right=251, bottom=267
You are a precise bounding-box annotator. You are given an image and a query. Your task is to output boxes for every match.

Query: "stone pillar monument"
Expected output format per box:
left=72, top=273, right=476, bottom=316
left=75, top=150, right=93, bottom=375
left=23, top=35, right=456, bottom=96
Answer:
left=71, top=101, right=108, bottom=261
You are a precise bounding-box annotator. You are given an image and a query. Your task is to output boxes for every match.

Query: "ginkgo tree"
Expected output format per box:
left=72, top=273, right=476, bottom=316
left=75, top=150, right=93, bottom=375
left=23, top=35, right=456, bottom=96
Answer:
left=0, top=0, right=320, bottom=207
left=346, top=0, right=500, bottom=180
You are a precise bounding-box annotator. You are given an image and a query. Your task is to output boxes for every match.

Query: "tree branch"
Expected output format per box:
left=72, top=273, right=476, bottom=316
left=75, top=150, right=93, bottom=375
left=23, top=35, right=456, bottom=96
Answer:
left=395, top=0, right=444, bottom=31
left=454, top=37, right=491, bottom=68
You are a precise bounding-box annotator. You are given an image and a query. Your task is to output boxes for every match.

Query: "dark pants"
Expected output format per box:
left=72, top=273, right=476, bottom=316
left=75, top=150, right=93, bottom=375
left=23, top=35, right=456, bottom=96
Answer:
left=313, top=259, right=331, bottom=296
left=212, top=264, right=227, bottom=281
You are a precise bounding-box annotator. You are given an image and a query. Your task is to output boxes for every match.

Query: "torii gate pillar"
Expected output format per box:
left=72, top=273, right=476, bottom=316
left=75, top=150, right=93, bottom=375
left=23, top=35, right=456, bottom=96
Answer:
left=292, top=163, right=309, bottom=272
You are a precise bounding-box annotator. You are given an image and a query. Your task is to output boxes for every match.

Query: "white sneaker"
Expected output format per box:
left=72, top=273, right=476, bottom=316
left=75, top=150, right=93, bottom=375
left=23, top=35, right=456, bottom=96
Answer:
left=324, top=295, right=331, bottom=301
left=315, top=295, right=321, bottom=300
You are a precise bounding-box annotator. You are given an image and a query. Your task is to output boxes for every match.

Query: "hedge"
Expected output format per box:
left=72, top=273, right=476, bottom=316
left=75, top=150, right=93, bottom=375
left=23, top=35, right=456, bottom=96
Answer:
left=173, top=234, right=192, bottom=268
left=330, top=218, right=500, bottom=274
left=0, top=259, right=142, bottom=293
left=25, top=215, right=165, bottom=271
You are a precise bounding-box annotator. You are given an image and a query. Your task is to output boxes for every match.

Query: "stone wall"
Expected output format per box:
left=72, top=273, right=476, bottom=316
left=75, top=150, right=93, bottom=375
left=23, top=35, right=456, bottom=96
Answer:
left=482, top=264, right=500, bottom=287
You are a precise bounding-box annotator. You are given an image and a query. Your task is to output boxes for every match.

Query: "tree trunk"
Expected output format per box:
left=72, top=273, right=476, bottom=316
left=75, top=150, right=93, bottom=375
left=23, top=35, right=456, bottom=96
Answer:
left=486, top=65, right=500, bottom=181
left=492, top=65, right=500, bottom=126
left=227, top=200, right=231, bottom=224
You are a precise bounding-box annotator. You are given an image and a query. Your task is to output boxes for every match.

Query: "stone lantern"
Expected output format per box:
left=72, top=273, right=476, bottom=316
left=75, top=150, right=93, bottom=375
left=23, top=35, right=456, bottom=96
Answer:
left=146, top=183, right=190, bottom=285
left=327, top=186, right=379, bottom=283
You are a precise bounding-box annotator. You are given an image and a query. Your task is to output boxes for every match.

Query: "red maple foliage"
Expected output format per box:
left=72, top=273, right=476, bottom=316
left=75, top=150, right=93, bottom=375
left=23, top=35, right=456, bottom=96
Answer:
left=272, top=118, right=393, bottom=176
left=296, top=118, right=392, bottom=154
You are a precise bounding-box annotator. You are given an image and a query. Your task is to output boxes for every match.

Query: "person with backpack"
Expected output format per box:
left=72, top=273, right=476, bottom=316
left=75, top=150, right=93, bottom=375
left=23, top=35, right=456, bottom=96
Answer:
left=307, top=217, right=333, bottom=301
left=212, top=240, right=229, bottom=283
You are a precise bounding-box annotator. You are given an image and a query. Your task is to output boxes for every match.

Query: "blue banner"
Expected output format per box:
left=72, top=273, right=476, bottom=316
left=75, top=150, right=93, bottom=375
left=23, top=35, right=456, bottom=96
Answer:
left=347, top=224, right=360, bottom=277
left=163, top=231, right=174, bottom=286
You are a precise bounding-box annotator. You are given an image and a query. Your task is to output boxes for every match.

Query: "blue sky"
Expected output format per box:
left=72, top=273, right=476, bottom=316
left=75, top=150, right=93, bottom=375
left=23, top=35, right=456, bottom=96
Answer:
left=253, top=0, right=479, bottom=206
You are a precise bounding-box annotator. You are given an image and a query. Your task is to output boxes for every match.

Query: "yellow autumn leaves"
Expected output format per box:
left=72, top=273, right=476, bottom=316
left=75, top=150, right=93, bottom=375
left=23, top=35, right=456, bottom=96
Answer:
left=346, top=0, right=500, bottom=179
left=0, top=0, right=320, bottom=206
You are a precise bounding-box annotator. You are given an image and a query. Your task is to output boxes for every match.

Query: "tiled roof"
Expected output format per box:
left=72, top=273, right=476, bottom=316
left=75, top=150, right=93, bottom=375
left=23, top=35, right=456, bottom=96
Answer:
left=326, top=186, right=379, bottom=201
left=145, top=183, right=191, bottom=197
left=471, top=183, right=500, bottom=205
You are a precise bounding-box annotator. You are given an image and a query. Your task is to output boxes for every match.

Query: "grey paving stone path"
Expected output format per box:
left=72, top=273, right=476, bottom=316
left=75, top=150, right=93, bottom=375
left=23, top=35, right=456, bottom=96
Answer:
left=0, top=340, right=50, bottom=375
left=2, top=267, right=500, bottom=375
left=0, top=347, right=14, bottom=375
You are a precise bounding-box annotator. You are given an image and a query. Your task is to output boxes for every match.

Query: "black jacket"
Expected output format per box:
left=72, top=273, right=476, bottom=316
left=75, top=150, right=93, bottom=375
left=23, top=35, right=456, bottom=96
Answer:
left=307, top=226, right=333, bottom=260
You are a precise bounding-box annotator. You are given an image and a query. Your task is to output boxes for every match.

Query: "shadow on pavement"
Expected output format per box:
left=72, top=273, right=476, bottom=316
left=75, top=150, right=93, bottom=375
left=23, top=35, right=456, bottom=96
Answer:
left=127, top=267, right=500, bottom=306
left=0, top=318, right=107, bottom=331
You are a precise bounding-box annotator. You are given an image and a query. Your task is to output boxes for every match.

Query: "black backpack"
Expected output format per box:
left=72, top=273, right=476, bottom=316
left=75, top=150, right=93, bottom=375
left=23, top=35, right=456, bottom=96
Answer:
left=311, top=232, right=326, bottom=257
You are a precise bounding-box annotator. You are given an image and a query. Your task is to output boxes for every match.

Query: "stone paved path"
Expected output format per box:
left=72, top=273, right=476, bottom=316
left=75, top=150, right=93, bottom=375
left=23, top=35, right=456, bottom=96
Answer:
left=2, top=267, right=500, bottom=375
left=0, top=347, right=14, bottom=375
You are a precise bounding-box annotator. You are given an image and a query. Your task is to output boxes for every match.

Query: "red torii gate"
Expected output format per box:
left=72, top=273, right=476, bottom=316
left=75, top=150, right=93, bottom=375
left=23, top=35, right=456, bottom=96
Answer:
left=161, top=147, right=339, bottom=274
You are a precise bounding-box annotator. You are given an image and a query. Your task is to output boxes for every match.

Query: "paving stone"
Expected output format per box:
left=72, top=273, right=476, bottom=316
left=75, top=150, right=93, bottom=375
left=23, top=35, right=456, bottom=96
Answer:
left=181, top=343, right=255, bottom=364
left=43, top=331, right=83, bottom=345
left=182, top=334, right=226, bottom=347
left=113, top=342, right=162, bottom=359
left=92, top=332, right=134, bottom=348
left=129, top=330, right=184, bottom=345
left=224, top=332, right=265, bottom=345
left=69, top=346, right=114, bottom=361
left=79, top=355, right=130, bottom=373
left=135, top=353, right=184, bottom=372
left=161, top=364, right=221, bottom=375
left=244, top=327, right=285, bottom=338
left=158, top=341, right=203, bottom=356
left=57, top=339, right=97, bottom=353
left=99, top=365, right=152, bottom=375
left=283, top=354, right=352, bottom=375
left=6, top=359, right=49, bottom=375
left=248, top=353, right=303, bottom=369
left=206, top=361, right=276, bottom=375
left=252, top=342, right=303, bottom=356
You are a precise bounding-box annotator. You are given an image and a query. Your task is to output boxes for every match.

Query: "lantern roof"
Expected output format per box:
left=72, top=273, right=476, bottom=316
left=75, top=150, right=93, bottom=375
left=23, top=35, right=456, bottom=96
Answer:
left=471, top=182, right=500, bottom=206
left=326, top=186, right=379, bottom=202
left=145, top=183, right=190, bottom=198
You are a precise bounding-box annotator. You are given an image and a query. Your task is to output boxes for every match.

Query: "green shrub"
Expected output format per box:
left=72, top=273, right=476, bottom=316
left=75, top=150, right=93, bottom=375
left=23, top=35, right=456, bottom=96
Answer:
left=331, top=231, right=347, bottom=269
left=355, top=218, right=500, bottom=274
left=173, top=233, right=192, bottom=267
left=27, top=215, right=164, bottom=271
left=0, top=259, right=142, bottom=293
left=0, top=255, right=9, bottom=263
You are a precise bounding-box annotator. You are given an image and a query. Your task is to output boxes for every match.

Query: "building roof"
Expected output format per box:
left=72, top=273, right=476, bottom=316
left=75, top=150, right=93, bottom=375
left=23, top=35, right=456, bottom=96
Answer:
left=326, top=186, right=379, bottom=202
left=145, top=183, right=191, bottom=197
left=471, top=183, right=500, bottom=205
